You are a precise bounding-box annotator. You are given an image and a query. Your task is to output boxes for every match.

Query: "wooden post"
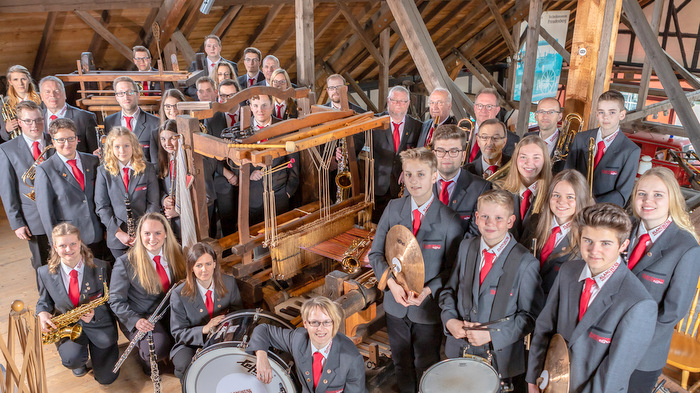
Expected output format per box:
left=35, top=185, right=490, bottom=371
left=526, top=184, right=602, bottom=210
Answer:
left=32, top=12, right=57, bottom=78
left=564, top=0, right=623, bottom=125
left=386, top=0, right=473, bottom=119
left=622, top=0, right=700, bottom=151
left=177, top=115, right=210, bottom=241
left=515, top=0, right=543, bottom=136
left=378, top=28, right=391, bottom=113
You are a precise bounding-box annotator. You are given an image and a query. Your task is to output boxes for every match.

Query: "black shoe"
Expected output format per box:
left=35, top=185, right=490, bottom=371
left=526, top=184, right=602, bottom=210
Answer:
left=72, top=365, right=88, bottom=377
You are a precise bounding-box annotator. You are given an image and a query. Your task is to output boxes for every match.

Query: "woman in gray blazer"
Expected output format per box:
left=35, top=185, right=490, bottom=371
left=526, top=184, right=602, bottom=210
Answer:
left=169, top=242, right=242, bottom=380
left=95, top=127, right=160, bottom=259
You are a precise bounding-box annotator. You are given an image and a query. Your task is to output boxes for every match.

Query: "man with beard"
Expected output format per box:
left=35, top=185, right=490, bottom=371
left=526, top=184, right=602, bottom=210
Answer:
left=465, top=118, right=511, bottom=179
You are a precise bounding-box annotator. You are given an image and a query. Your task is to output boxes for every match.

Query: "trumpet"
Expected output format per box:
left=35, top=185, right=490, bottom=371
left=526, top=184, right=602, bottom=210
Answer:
left=335, top=137, right=352, bottom=202
left=587, top=137, right=595, bottom=194
left=552, top=113, right=583, bottom=163
left=21, top=145, right=54, bottom=201
left=341, top=228, right=375, bottom=274
left=1, top=95, right=20, bottom=139
left=42, top=282, right=109, bottom=345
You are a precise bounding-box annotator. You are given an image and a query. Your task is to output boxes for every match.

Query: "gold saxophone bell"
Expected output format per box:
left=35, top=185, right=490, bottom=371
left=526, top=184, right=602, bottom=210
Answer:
left=45, top=324, right=83, bottom=344
left=552, top=113, right=583, bottom=163
left=42, top=282, right=109, bottom=345
left=336, top=137, right=352, bottom=202
left=22, top=145, right=54, bottom=201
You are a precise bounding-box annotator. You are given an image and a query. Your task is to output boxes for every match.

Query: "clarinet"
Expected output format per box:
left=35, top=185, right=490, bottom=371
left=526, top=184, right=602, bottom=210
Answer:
left=112, top=280, right=182, bottom=373
left=147, top=331, right=162, bottom=392
left=125, top=196, right=136, bottom=238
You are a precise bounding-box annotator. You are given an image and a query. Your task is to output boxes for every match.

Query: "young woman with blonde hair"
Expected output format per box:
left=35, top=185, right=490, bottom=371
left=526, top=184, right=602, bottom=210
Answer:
left=2, top=65, right=42, bottom=140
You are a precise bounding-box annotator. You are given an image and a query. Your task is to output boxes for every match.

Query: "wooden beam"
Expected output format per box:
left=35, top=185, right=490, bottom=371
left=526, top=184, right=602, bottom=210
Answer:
left=148, top=0, right=189, bottom=63
left=622, top=0, right=700, bottom=150
left=343, top=72, right=377, bottom=112
left=378, top=28, right=390, bottom=112
left=180, top=0, right=205, bottom=38
left=483, top=0, right=517, bottom=55
left=32, top=12, right=58, bottom=78
left=296, top=0, right=315, bottom=89
left=171, top=29, right=196, bottom=66
left=539, top=26, right=571, bottom=64
left=663, top=49, right=700, bottom=90
left=1, top=0, right=161, bottom=13
left=87, top=10, right=110, bottom=56
left=386, top=0, right=473, bottom=118
left=337, top=1, right=385, bottom=67
left=210, top=6, right=243, bottom=40
left=516, top=0, right=543, bottom=136
left=452, top=50, right=491, bottom=90
left=235, top=4, right=285, bottom=61
left=74, top=10, right=133, bottom=62
left=623, top=89, right=700, bottom=122
left=268, top=20, right=297, bottom=57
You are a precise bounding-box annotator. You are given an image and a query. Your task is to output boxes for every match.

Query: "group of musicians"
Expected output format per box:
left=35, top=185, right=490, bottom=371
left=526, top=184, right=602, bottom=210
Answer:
left=0, top=36, right=698, bottom=392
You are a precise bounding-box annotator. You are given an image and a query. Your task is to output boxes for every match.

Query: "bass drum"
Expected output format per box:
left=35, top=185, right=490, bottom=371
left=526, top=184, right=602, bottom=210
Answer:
left=419, top=355, right=501, bottom=393
left=183, top=309, right=300, bottom=393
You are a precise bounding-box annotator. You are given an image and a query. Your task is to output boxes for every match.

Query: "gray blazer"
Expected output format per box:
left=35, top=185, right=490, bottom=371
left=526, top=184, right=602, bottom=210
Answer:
left=103, top=109, right=160, bottom=163
left=526, top=260, right=657, bottom=392
left=464, top=153, right=511, bottom=179
left=369, top=195, right=464, bottom=324
left=237, top=71, right=265, bottom=90
left=247, top=325, right=367, bottom=393
left=564, top=129, right=640, bottom=206
left=627, top=221, right=700, bottom=371
left=433, top=169, right=491, bottom=237
left=439, top=236, right=543, bottom=378
left=371, top=113, right=421, bottom=197
left=169, top=274, right=242, bottom=358
left=109, top=254, right=173, bottom=332
left=46, top=105, right=99, bottom=154
left=95, top=163, right=160, bottom=250
left=0, top=134, right=53, bottom=234
left=34, top=152, right=103, bottom=245
left=36, top=259, right=117, bottom=348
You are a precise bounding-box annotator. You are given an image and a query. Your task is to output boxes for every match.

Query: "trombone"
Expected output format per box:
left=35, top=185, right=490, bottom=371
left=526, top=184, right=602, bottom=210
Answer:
left=21, top=145, right=54, bottom=201
left=552, top=113, right=583, bottom=163
left=457, top=117, right=474, bottom=158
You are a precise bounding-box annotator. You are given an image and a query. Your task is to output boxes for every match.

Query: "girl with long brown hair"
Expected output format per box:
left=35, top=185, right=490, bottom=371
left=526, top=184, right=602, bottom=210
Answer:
left=2, top=65, right=41, bottom=140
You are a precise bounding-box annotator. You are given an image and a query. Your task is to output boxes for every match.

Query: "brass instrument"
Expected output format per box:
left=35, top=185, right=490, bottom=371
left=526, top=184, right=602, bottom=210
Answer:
left=486, top=160, right=511, bottom=183
left=335, top=137, right=352, bottom=202
left=552, top=113, right=583, bottom=163
left=341, top=228, right=375, bottom=274
left=587, top=137, right=595, bottom=194
left=21, top=145, right=54, bottom=201
left=457, top=117, right=474, bottom=160
left=536, top=333, right=570, bottom=393
left=1, top=95, right=20, bottom=139
left=199, top=121, right=208, bottom=134
left=95, top=125, right=106, bottom=158
left=113, top=280, right=183, bottom=373
left=425, top=115, right=440, bottom=148
left=42, top=282, right=109, bottom=345
left=125, top=197, right=136, bottom=238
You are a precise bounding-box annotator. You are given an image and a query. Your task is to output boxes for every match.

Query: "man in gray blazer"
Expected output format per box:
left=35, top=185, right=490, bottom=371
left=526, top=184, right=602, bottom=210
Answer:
left=527, top=97, right=565, bottom=173
left=186, top=34, right=238, bottom=98
left=237, top=47, right=266, bottom=89
left=39, top=76, right=99, bottom=154
left=34, top=118, right=104, bottom=252
left=431, top=124, right=491, bottom=236
left=369, top=148, right=464, bottom=393
left=323, top=74, right=364, bottom=113
left=0, top=100, right=54, bottom=281
left=417, top=87, right=456, bottom=148
left=103, top=76, right=160, bottom=163
left=527, top=204, right=657, bottom=393
left=467, top=88, right=519, bottom=162
left=249, top=296, right=367, bottom=393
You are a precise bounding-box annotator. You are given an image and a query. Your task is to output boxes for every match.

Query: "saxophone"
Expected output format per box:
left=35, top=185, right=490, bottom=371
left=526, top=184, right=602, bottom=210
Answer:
left=341, top=228, right=375, bottom=274
left=42, top=282, right=109, bottom=345
left=335, top=137, right=352, bottom=202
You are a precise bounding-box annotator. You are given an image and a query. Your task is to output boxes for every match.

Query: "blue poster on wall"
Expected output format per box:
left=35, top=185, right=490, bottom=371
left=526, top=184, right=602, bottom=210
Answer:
left=513, top=11, right=571, bottom=103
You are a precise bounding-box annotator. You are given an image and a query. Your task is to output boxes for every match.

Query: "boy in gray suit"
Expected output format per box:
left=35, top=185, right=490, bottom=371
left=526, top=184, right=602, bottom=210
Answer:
left=369, top=148, right=464, bottom=393
left=526, top=204, right=657, bottom=393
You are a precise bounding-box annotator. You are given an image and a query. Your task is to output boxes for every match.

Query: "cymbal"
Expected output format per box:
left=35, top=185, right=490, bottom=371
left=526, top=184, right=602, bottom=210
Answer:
left=381, top=225, right=425, bottom=294
left=540, top=333, right=570, bottom=393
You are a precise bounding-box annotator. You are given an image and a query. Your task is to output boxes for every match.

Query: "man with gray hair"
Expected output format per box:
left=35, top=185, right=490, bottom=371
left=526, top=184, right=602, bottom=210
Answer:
left=417, top=87, right=456, bottom=147
left=467, top=87, right=519, bottom=162
left=39, top=76, right=99, bottom=154
left=255, top=55, right=280, bottom=87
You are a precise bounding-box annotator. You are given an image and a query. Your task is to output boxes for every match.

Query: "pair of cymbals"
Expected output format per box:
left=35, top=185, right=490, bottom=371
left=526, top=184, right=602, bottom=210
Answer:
left=537, top=333, right=570, bottom=393
left=377, top=225, right=425, bottom=294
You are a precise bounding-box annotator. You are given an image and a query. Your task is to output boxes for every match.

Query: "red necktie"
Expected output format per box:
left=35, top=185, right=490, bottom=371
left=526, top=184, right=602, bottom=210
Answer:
left=122, top=167, right=129, bottom=191
left=124, top=116, right=133, bottom=132
left=50, top=114, right=58, bottom=122
left=205, top=289, right=214, bottom=318
left=540, top=226, right=562, bottom=267
left=520, top=189, right=533, bottom=220
left=469, top=139, right=480, bottom=162
left=412, top=209, right=422, bottom=236
left=425, top=126, right=435, bottom=147
left=32, top=141, right=41, bottom=160
left=312, top=352, right=323, bottom=388
left=210, top=63, right=215, bottom=69
left=480, top=250, right=496, bottom=286
left=439, top=180, right=453, bottom=205
left=66, top=159, right=85, bottom=191
left=392, top=122, right=403, bottom=152
left=579, top=278, right=595, bottom=321
left=249, top=77, right=255, bottom=87
left=276, top=103, right=283, bottom=119
left=485, top=164, right=498, bottom=177
left=227, top=113, right=236, bottom=126
left=627, top=233, right=651, bottom=270
left=153, top=256, right=171, bottom=291
left=593, top=140, right=605, bottom=168
left=169, top=159, right=175, bottom=180
left=69, top=270, right=80, bottom=307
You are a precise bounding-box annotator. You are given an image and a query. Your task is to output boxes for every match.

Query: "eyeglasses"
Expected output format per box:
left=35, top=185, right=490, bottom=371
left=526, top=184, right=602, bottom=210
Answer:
left=115, top=90, right=137, bottom=97
left=244, top=57, right=260, bottom=63
left=133, top=56, right=151, bottom=61
left=20, top=118, right=44, bottom=125
left=535, top=110, right=560, bottom=116
left=428, top=100, right=448, bottom=106
left=388, top=98, right=409, bottom=104
left=53, top=136, right=78, bottom=143
left=220, top=93, right=237, bottom=100
left=474, top=103, right=499, bottom=111
left=477, top=135, right=506, bottom=142
left=272, top=80, right=288, bottom=87
left=433, top=148, right=464, bottom=158
left=306, top=320, right=333, bottom=327
left=217, top=72, right=231, bottom=78
left=327, top=85, right=345, bottom=91
left=163, top=104, right=178, bottom=110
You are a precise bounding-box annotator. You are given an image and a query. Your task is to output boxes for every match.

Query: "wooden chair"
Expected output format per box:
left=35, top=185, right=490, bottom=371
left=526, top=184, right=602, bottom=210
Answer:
left=666, top=276, right=700, bottom=390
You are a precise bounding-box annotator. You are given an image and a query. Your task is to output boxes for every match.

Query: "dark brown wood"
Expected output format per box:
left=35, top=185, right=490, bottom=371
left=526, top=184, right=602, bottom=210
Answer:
left=209, top=6, right=243, bottom=41
left=337, top=1, right=385, bottom=68
left=483, top=0, right=517, bottom=55
left=170, top=29, right=196, bottom=66
left=378, top=28, right=390, bottom=112
left=177, top=115, right=210, bottom=241
left=32, top=12, right=58, bottom=78
left=179, top=0, right=204, bottom=38
left=74, top=10, right=133, bottom=62
left=343, top=72, right=377, bottom=112
left=515, top=0, right=543, bottom=136
left=87, top=10, right=110, bottom=59
left=178, top=86, right=311, bottom=119
left=234, top=4, right=285, bottom=61
left=1, top=0, right=161, bottom=13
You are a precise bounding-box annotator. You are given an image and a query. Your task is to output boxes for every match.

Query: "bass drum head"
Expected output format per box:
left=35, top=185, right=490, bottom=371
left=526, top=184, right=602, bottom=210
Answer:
left=204, top=309, right=295, bottom=347
left=419, top=355, right=500, bottom=393
left=184, top=343, right=298, bottom=393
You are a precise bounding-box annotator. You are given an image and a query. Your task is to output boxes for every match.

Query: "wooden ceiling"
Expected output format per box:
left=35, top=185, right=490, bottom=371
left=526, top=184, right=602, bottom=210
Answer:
left=0, top=0, right=652, bottom=97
